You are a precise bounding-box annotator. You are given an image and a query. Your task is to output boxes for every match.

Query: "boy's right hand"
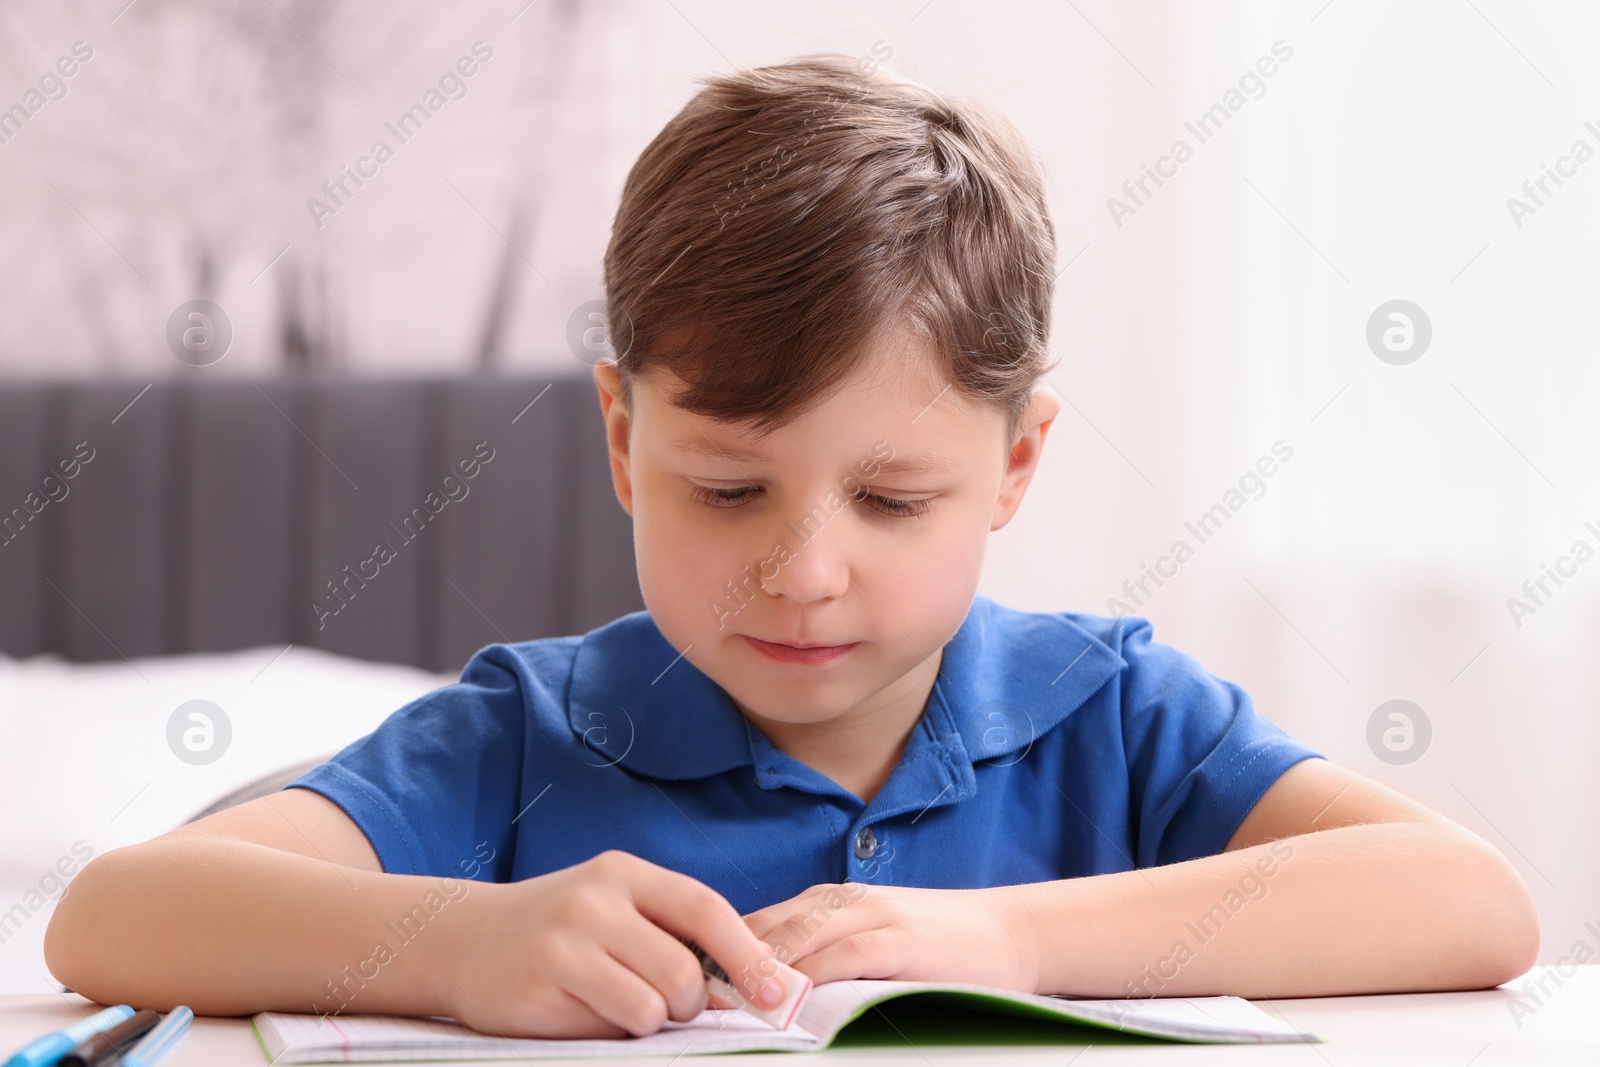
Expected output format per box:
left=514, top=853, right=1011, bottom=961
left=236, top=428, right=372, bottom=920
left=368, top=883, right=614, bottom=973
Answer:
left=433, top=849, right=787, bottom=1039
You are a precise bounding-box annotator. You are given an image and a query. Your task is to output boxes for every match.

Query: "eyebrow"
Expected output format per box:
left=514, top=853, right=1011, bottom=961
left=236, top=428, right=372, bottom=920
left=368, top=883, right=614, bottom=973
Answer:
left=667, top=438, right=960, bottom=476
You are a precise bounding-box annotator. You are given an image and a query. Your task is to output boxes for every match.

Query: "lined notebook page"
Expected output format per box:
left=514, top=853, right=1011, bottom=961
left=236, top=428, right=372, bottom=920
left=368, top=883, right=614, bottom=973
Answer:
left=1029, top=994, right=1315, bottom=1042
left=254, top=1009, right=820, bottom=1062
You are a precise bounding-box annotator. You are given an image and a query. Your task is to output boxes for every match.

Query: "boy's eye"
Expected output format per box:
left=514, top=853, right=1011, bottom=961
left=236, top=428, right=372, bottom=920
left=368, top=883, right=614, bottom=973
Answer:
left=692, top=485, right=758, bottom=508
left=860, top=493, right=932, bottom=518
left=688, top=484, right=932, bottom=518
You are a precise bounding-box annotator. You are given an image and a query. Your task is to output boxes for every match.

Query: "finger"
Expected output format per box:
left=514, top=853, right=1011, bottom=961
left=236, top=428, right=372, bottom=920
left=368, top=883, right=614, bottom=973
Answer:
left=746, top=881, right=873, bottom=943
left=621, top=856, right=787, bottom=1008
left=749, top=887, right=876, bottom=965
left=563, top=950, right=675, bottom=1037
left=604, top=916, right=712, bottom=1023
left=459, top=986, right=631, bottom=1041
left=541, top=987, right=633, bottom=1041
left=786, top=930, right=902, bottom=987
left=742, top=893, right=812, bottom=942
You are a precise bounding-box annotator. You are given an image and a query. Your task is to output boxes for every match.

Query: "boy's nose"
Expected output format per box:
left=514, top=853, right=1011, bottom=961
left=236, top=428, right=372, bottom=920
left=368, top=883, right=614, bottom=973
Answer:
left=755, top=519, right=851, bottom=605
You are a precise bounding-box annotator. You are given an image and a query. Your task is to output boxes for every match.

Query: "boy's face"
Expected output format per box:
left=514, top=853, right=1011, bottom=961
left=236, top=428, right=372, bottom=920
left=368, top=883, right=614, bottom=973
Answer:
left=593, top=322, right=1058, bottom=735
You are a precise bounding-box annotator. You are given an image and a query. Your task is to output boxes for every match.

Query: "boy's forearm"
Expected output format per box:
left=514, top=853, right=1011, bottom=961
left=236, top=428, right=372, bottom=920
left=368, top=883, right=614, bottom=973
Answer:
left=45, top=837, right=470, bottom=1017
left=1001, top=822, right=1538, bottom=999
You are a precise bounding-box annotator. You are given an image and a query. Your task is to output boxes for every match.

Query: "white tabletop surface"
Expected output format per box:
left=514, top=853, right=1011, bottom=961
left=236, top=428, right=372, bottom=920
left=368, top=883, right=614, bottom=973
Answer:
left=1, top=967, right=1595, bottom=1066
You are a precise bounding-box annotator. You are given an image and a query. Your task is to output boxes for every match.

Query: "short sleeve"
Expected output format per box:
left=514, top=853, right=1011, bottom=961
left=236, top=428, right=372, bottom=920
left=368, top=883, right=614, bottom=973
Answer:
left=284, top=644, right=530, bottom=880
left=1116, top=616, right=1322, bottom=867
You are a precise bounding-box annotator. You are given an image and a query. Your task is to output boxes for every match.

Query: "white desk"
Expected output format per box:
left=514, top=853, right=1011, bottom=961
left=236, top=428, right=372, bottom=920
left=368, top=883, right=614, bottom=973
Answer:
left=2, top=968, right=1595, bottom=1065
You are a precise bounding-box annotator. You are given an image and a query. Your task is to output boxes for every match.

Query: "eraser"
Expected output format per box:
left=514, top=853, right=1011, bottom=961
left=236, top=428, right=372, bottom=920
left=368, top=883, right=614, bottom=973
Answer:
left=708, top=953, right=813, bottom=1030
left=680, top=938, right=814, bottom=1030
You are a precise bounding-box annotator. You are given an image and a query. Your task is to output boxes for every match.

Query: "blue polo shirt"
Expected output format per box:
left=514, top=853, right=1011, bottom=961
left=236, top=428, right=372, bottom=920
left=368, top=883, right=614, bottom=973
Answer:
left=286, top=595, right=1320, bottom=913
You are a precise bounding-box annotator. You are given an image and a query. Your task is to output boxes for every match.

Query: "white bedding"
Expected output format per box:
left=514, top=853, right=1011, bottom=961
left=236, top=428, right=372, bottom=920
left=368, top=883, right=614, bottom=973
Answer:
left=0, top=645, right=460, bottom=993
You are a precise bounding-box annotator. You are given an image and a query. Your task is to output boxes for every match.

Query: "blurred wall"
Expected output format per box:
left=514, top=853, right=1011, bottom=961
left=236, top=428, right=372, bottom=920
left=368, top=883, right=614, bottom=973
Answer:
left=1, top=0, right=1594, bottom=965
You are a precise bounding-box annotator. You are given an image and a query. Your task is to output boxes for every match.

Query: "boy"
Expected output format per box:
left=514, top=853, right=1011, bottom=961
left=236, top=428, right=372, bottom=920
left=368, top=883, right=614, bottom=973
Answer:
left=45, top=55, right=1537, bottom=1040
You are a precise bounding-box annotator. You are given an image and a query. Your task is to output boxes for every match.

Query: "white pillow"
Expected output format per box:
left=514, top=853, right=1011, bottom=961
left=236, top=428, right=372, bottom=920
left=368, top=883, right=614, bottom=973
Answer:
left=0, top=645, right=459, bottom=993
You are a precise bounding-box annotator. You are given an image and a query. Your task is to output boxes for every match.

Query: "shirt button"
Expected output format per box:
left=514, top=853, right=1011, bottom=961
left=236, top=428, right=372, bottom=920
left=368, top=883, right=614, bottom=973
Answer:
left=853, top=826, right=877, bottom=860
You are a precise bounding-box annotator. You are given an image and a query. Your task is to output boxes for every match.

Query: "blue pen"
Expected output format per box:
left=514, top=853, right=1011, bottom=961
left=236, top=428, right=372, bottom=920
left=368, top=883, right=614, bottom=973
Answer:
left=3, top=1005, right=134, bottom=1067
left=121, top=1008, right=192, bottom=1067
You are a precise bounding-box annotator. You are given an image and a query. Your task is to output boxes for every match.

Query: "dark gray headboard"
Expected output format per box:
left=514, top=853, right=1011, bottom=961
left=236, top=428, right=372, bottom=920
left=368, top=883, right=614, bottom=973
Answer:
left=0, top=374, right=642, bottom=673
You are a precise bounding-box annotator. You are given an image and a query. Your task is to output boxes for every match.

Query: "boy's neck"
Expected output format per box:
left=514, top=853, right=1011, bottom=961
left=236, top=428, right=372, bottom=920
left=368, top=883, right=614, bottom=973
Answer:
left=735, top=648, right=944, bottom=807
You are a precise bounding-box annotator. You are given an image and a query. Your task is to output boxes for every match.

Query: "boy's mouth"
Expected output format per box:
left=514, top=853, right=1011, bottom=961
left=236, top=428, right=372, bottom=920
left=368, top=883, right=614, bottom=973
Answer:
left=742, top=635, right=859, bottom=665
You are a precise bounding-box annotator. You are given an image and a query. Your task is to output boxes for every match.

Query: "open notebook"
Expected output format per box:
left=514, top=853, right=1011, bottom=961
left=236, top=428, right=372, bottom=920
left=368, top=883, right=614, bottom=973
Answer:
left=253, top=979, right=1321, bottom=1061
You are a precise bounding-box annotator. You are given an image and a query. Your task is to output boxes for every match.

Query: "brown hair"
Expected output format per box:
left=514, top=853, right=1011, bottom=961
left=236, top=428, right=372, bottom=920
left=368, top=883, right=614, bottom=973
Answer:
left=602, top=54, right=1057, bottom=441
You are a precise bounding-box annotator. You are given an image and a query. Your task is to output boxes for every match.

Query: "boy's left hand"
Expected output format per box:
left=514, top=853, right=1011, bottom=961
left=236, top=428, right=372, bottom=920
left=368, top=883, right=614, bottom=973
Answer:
left=738, top=883, right=1040, bottom=994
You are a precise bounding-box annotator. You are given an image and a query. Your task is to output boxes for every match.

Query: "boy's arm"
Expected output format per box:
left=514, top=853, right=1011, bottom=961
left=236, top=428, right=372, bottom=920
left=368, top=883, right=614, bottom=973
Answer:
left=1012, top=757, right=1540, bottom=997
left=46, top=788, right=792, bottom=1037
left=743, top=759, right=1540, bottom=997
left=44, top=788, right=457, bottom=1017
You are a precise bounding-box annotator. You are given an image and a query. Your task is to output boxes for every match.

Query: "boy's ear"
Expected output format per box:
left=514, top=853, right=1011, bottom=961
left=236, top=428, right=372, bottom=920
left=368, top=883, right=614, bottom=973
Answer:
left=593, top=361, right=635, bottom=518
left=991, top=387, right=1061, bottom=532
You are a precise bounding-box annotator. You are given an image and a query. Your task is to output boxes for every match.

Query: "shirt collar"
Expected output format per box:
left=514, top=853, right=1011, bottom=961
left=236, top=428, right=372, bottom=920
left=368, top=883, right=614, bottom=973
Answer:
left=566, top=595, right=1126, bottom=780
left=567, top=610, right=754, bottom=779
left=928, top=595, right=1127, bottom=765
